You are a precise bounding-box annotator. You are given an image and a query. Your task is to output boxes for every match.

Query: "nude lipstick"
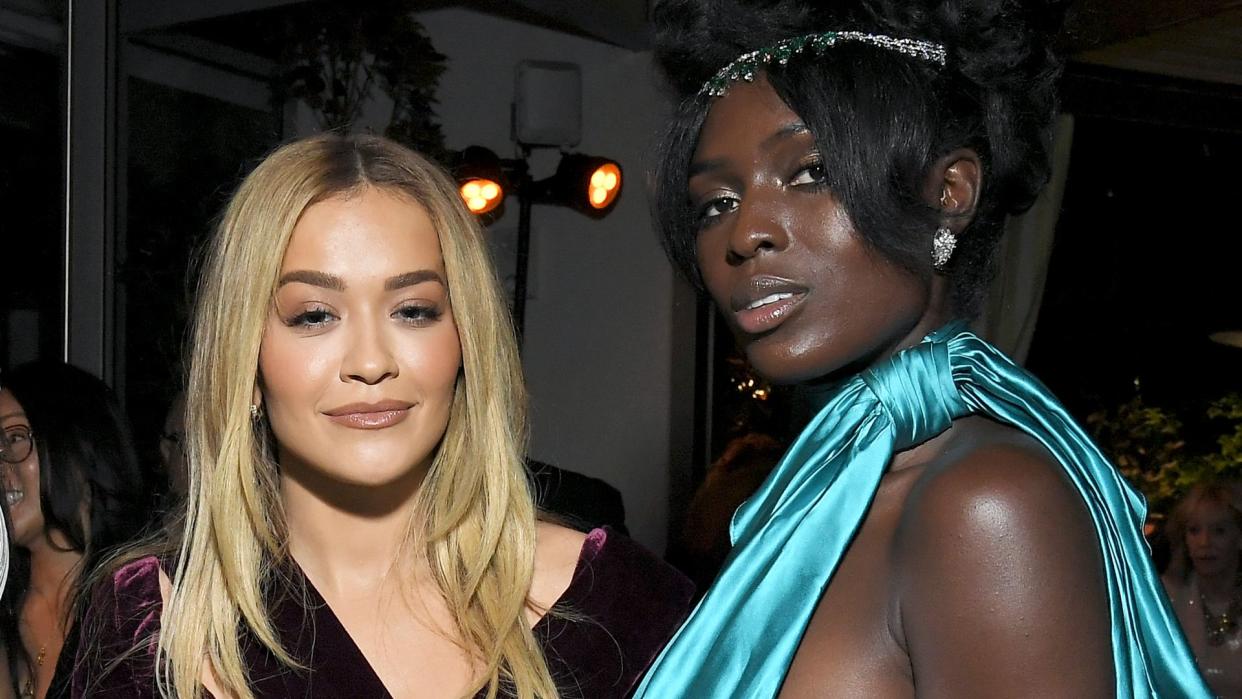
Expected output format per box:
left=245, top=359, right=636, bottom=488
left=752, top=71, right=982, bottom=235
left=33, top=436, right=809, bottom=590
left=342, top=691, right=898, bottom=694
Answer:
left=323, top=400, right=414, bottom=430
left=731, top=276, right=808, bottom=335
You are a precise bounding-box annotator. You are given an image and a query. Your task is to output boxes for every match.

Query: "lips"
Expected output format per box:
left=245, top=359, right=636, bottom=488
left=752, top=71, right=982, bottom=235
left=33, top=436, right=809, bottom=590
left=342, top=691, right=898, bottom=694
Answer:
left=730, top=276, right=808, bottom=335
left=323, top=400, right=415, bottom=430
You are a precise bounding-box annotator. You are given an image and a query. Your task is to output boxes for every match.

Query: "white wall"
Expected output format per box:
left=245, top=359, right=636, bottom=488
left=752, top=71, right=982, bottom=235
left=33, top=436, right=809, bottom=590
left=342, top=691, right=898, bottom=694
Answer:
left=413, top=8, right=694, bottom=552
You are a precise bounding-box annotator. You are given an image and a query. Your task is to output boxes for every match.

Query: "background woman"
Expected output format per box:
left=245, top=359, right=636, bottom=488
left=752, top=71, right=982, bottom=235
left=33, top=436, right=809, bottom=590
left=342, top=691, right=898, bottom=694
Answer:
left=635, top=0, right=1209, bottom=695
left=1163, top=482, right=1242, bottom=698
left=0, top=361, right=151, bottom=698
left=62, top=134, right=692, bottom=698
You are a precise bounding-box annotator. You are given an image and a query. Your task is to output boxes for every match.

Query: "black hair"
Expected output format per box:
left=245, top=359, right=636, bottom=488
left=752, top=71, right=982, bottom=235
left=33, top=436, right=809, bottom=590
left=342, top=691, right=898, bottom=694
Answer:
left=0, top=361, right=151, bottom=691
left=652, top=0, right=1069, bottom=315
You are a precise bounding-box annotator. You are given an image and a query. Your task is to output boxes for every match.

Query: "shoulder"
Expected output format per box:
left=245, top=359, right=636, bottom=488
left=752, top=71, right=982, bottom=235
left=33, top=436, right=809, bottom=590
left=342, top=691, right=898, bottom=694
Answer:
left=84, top=555, right=167, bottom=636
left=533, top=522, right=696, bottom=613
left=1162, top=573, right=1189, bottom=605
left=536, top=526, right=695, bottom=698
left=898, top=415, right=1094, bottom=532
left=61, top=555, right=166, bottom=698
left=897, top=418, right=1101, bottom=580
left=892, top=419, right=1113, bottom=693
left=531, top=521, right=590, bottom=612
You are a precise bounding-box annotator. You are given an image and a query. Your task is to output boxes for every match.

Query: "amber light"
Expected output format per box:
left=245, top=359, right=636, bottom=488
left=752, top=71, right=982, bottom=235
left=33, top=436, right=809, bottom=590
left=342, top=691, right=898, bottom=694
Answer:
left=587, top=163, right=621, bottom=210
left=460, top=178, right=504, bottom=214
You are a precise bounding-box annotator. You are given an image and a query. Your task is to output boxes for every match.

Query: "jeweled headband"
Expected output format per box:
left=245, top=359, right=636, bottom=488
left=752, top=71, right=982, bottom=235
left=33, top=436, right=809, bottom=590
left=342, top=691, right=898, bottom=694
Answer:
left=699, top=31, right=947, bottom=98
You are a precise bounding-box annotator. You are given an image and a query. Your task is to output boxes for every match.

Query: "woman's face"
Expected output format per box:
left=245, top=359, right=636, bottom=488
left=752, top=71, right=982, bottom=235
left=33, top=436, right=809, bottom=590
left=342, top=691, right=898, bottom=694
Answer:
left=258, top=187, right=462, bottom=493
left=1184, top=500, right=1242, bottom=579
left=688, top=77, right=942, bottom=384
left=0, top=388, right=44, bottom=548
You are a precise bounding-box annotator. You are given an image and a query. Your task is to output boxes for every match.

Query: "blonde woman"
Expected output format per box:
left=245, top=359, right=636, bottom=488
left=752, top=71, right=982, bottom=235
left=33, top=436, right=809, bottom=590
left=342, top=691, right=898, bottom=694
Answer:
left=59, top=134, right=693, bottom=698
left=1162, top=482, right=1242, bottom=698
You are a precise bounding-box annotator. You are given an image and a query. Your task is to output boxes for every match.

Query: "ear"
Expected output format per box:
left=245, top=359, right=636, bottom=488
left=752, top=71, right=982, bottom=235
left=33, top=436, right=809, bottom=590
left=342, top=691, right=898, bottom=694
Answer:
left=252, top=382, right=263, bottom=411
left=925, top=148, right=982, bottom=234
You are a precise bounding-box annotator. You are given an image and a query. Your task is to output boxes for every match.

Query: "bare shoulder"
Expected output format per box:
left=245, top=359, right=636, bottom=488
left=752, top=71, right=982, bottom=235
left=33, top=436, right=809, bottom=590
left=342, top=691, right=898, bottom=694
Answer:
left=893, top=417, right=1114, bottom=695
left=529, top=521, right=589, bottom=615
left=1161, top=573, right=1188, bottom=605
left=900, top=417, right=1086, bottom=542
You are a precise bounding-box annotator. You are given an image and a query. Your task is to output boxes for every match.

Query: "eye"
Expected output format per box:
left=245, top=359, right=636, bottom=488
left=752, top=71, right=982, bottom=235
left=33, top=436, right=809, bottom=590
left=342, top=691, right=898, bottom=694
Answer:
left=696, top=194, right=739, bottom=225
left=394, top=303, right=443, bottom=326
left=789, top=157, right=828, bottom=187
left=284, top=305, right=338, bottom=329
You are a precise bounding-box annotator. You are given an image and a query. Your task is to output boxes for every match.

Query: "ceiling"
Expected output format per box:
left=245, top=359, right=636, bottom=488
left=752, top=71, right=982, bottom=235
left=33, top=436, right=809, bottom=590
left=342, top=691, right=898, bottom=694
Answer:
left=5, top=0, right=1241, bottom=87
left=1070, top=0, right=1242, bottom=86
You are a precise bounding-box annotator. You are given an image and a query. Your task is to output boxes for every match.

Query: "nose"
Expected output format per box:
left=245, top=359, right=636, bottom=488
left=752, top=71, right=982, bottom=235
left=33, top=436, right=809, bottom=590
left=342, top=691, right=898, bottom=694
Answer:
left=726, top=196, right=789, bottom=264
left=340, top=316, right=399, bottom=385
left=1188, top=530, right=1209, bottom=549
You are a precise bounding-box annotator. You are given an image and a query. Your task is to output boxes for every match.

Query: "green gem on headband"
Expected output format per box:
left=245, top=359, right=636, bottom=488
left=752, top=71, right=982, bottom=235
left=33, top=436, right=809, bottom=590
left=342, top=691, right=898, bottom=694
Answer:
left=700, top=31, right=948, bottom=98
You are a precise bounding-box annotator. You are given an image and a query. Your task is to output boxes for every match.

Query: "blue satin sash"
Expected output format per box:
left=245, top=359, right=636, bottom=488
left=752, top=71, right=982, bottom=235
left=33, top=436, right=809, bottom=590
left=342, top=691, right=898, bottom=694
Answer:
left=634, top=325, right=1209, bottom=697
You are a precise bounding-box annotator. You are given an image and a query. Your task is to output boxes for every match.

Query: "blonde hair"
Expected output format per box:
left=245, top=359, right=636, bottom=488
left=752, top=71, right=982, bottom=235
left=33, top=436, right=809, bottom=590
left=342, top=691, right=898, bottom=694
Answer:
left=163, top=134, right=554, bottom=698
left=1164, top=480, right=1242, bottom=583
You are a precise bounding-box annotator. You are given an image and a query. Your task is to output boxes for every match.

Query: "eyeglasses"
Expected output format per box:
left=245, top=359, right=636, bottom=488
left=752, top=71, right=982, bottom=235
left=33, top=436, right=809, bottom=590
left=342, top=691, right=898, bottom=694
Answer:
left=0, top=426, right=34, bottom=465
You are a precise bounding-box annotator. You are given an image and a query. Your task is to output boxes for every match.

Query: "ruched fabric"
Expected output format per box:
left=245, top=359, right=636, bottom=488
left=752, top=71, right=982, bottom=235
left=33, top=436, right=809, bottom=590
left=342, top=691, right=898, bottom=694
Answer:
left=634, top=325, right=1209, bottom=698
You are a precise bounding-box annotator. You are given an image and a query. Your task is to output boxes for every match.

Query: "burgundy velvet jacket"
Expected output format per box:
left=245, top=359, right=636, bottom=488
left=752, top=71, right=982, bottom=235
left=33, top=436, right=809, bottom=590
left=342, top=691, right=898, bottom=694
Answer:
left=58, top=528, right=694, bottom=698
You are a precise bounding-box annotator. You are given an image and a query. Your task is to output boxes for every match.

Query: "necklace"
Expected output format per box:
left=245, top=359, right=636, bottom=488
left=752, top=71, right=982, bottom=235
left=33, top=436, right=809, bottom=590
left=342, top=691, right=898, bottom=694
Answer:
left=1196, top=572, right=1242, bottom=647
left=19, top=644, right=47, bottom=698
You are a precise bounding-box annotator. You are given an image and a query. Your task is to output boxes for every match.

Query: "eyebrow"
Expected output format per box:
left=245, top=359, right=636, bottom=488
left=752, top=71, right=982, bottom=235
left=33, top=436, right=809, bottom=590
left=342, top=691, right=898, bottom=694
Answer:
left=276, top=269, right=445, bottom=292
left=384, top=270, right=445, bottom=291
left=688, top=121, right=810, bottom=179
left=761, top=122, right=810, bottom=149
left=278, top=270, right=344, bottom=290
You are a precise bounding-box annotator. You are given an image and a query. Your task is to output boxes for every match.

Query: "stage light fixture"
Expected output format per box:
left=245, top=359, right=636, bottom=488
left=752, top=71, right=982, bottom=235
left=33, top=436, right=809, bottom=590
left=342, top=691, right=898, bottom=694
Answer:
left=553, top=154, right=622, bottom=217
left=453, top=146, right=507, bottom=215
left=450, top=145, right=623, bottom=343
left=460, top=178, right=504, bottom=214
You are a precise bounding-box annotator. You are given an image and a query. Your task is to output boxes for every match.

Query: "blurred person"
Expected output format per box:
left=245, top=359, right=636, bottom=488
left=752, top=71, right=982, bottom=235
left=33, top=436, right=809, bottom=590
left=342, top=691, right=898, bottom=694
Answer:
left=1163, top=481, right=1242, bottom=698
left=157, top=391, right=189, bottom=503
left=60, top=134, right=693, bottom=698
left=670, top=433, right=783, bottom=592
left=0, top=362, right=151, bottom=698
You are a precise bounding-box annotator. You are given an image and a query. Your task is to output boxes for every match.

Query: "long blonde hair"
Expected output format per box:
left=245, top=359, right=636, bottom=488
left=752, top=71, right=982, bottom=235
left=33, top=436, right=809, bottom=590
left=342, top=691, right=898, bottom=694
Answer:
left=163, top=134, right=554, bottom=698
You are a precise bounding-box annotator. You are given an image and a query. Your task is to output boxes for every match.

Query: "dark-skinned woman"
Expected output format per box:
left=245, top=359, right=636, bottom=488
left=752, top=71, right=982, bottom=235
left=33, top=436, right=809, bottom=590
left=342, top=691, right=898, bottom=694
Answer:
left=635, top=0, right=1210, bottom=696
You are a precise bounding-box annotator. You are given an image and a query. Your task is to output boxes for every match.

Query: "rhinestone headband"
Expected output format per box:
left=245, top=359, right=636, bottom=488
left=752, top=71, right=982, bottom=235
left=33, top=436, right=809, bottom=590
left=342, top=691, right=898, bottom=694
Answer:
left=700, top=31, right=947, bottom=98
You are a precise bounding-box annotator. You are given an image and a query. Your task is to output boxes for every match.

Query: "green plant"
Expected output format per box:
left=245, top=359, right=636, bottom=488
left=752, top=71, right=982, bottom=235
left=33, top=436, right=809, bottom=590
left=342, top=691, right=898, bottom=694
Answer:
left=1087, top=392, right=1242, bottom=514
left=275, top=0, right=448, bottom=160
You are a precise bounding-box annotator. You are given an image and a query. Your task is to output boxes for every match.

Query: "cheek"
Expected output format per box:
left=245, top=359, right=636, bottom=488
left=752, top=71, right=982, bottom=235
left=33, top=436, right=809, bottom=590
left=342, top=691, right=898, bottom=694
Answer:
left=399, top=319, right=462, bottom=397
left=10, top=455, right=42, bottom=498
left=258, top=319, right=338, bottom=409
left=696, top=232, right=733, bottom=306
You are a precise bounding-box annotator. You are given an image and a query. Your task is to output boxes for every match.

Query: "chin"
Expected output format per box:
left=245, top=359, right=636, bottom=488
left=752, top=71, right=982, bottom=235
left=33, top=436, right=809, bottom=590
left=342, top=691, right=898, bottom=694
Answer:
left=744, top=342, right=846, bottom=386
left=281, top=441, right=433, bottom=491
left=329, top=454, right=429, bottom=488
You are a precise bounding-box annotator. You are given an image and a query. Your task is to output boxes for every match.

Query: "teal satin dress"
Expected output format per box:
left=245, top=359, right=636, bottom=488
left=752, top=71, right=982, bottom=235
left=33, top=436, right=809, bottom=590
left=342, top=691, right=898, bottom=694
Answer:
left=634, top=325, right=1209, bottom=697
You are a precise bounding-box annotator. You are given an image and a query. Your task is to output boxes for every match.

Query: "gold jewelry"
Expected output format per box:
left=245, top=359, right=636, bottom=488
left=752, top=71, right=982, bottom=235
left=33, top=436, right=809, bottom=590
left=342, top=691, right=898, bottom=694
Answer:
left=20, top=644, right=47, bottom=698
left=1198, top=572, right=1242, bottom=647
